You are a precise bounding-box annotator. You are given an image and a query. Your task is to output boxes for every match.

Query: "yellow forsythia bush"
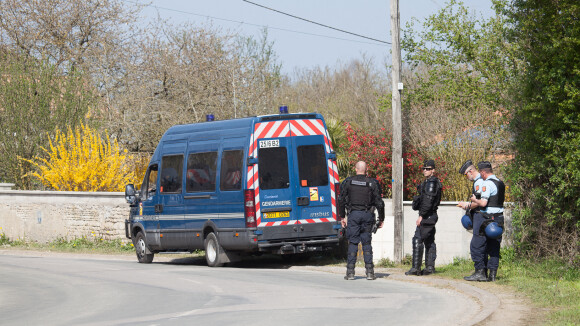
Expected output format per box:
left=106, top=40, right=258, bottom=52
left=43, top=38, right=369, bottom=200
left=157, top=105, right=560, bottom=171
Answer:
left=25, top=123, right=140, bottom=192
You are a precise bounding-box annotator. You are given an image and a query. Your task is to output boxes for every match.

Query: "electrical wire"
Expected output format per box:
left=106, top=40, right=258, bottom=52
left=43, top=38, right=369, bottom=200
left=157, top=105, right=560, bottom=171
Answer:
left=243, top=0, right=391, bottom=44
left=121, top=0, right=388, bottom=46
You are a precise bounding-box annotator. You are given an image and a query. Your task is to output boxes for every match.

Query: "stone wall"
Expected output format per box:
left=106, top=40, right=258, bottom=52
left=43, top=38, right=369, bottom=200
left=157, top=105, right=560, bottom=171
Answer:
left=0, top=190, right=511, bottom=265
left=0, top=190, right=127, bottom=243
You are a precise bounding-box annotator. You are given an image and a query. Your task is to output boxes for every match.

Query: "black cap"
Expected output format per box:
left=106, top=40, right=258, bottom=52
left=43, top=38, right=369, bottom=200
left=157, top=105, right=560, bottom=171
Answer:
left=477, top=161, right=492, bottom=170
left=459, top=160, right=473, bottom=174
left=423, top=159, right=435, bottom=169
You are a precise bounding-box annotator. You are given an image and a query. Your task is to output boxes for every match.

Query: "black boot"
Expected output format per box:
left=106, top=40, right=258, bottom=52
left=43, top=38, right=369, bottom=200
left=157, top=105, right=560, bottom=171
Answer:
left=422, top=244, right=436, bottom=275
left=487, top=269, right=497, bottom=282
left=344, top=264, right=355, bottom=280
left=365, top=264, right=376, bottom=280
left=464, top=269, right=487, bottom=281
left=405, top=237, right=424, bottom=276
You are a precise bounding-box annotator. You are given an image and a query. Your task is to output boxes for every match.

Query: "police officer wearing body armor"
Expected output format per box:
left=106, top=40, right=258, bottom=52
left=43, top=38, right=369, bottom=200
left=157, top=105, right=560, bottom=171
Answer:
left=461, top=161, right=505, bottom=282
left=458, top=159, right=485, bottom=233
left=338, top=161, right=385, bottom=280
left=406, top=160, right=442, bottom=276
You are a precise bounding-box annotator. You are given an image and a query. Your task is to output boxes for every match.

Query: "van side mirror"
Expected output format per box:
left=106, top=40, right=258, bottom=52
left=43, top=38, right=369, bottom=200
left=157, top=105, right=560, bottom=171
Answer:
left=247, top=156, right=258, bottom=165
left=125, top=184, right=138, bottom=205
left=328, top=151, right=337, bottom=161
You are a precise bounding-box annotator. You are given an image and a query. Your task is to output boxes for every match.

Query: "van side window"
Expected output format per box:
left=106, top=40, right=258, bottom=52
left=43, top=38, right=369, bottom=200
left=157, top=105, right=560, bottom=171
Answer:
left=220, top=150, right=243, bottom=191
left=186, top=151, right=217, bottom=192
left=297, top=145, right=329, bottom=187
left=160, top=155, right=183, bottom=193
left=143, top=164, right=158, bottom=199
left=258, top=147, right=289, bottom=190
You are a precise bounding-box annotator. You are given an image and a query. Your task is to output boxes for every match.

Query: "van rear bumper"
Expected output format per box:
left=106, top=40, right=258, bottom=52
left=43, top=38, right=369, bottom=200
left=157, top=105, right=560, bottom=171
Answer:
left=257, top=237, right=339, bottom=254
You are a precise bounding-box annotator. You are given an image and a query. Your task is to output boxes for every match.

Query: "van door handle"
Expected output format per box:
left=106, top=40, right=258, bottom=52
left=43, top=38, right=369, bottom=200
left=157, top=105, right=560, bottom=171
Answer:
left=155, top=204, right=163, bottom=213
left=184, top=195, right=211, bottom=199
left=297, top=197, right=310, bottom=206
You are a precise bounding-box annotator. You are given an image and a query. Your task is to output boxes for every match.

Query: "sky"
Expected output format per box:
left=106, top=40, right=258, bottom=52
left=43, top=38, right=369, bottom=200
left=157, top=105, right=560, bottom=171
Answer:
left=134, top=0, right=495, bottom=75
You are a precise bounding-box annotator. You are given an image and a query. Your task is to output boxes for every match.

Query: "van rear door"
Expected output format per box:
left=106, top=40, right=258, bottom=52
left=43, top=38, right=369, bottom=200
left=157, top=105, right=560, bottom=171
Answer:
left=256, top=136, right=297, bottom=228
left=293, top=135, right=334, bottom=229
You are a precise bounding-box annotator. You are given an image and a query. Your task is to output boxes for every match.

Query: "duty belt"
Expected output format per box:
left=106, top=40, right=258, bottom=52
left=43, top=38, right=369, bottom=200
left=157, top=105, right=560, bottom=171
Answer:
left=482, top=212, right=503, bottom=218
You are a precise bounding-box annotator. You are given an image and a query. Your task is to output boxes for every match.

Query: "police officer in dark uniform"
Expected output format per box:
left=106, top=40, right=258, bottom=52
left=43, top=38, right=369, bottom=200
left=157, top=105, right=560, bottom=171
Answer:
left=338, top=161, right=385, bottom=280
left=406, top=159, right=442, bottom=276
left=463, top=161, right=506, bottom=282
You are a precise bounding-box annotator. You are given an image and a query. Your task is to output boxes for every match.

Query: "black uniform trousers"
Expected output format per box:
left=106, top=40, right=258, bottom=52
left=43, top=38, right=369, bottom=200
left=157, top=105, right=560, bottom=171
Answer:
left=346, top=210, right=374, bottom=266
left=470, top=212, right=502, bottom=270
left=413, top=213, right=437, bottom=262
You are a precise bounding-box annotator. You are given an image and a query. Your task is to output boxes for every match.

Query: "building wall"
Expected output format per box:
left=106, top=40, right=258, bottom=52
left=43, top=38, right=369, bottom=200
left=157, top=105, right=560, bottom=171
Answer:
left=0, top=190, right=511, bottom=265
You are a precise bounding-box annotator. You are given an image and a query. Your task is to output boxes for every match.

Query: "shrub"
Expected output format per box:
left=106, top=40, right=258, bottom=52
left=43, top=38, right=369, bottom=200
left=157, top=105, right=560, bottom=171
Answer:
left=23, top=123, right=139, bottom=191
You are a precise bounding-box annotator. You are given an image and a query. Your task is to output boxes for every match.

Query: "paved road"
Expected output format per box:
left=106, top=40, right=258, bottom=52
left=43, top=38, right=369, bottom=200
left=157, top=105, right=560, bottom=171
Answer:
left=0, top=252, right=482, bottom=326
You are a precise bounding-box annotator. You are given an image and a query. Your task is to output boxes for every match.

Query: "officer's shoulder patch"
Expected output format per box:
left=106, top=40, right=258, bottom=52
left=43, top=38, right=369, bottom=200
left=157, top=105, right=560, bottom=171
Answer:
left=482, top=186, right=486, bottom=192
left=476, top=185, right=479, bottom=191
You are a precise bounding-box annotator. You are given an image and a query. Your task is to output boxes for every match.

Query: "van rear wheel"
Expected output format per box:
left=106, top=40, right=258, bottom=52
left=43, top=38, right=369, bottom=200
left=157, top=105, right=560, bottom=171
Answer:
left=204, top=232, right=224, bottom=267
left=134, top=231, right=154, bottom=263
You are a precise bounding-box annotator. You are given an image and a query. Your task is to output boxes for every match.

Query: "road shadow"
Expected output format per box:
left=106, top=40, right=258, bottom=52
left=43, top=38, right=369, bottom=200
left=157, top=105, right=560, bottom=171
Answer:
left=156, top=252, right=347, bottom=270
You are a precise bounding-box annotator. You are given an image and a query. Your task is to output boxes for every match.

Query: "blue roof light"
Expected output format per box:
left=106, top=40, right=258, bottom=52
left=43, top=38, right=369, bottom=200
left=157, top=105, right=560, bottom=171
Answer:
left=279, top=106, right=288, bottom=114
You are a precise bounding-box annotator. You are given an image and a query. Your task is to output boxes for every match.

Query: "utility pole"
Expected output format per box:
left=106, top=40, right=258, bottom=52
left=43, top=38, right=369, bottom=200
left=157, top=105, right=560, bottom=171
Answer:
left=390, top=0, right=403, bottom=262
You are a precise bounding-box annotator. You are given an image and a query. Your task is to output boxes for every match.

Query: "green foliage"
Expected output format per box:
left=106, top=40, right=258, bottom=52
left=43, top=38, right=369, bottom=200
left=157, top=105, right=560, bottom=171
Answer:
left=0, top=52, right=95, bottom=189
left=50, top=235, right=134, bottom=252
left=395, top=0, right=515, bottom=201
left=376, top=258, right=396, bottom=268
left=0, top=232, right=10, bottom=245
left=505, top=0, right=580, bottom=265
left=401, top=0, right=515, bottom=110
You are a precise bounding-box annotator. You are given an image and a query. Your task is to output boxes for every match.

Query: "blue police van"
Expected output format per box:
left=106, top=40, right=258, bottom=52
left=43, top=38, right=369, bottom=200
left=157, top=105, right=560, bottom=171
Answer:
left=124, top=109, right=342, bottom=266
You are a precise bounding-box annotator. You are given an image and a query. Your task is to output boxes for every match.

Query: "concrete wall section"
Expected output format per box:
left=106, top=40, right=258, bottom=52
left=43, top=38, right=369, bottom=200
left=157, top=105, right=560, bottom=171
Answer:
left=0, top=190, right=127, bottom=243
left=373, top=199, right=512, bottom=266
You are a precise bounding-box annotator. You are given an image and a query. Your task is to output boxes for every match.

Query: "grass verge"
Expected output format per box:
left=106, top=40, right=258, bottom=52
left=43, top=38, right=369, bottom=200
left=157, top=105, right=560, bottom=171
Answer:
left=1, top=231, right=134, bottom=254
left=434, top=247, right=580, bottom=326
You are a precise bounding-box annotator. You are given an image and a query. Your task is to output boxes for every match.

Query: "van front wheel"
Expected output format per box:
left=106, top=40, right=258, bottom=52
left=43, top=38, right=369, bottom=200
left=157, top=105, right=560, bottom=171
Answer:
left=134, top=231, right=154, bottom=263
left=204, top=232, right=224, bottom=267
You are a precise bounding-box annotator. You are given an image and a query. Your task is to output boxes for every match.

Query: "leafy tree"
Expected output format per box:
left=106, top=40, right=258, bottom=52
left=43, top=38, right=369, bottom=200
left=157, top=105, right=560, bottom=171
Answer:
left=0, top=52, right=95, bottom=189
left=505, top=0, right=580, bottom=265
left=393, top=0, right=516, bottom=201
left=23, top=123, right=138, bottom=191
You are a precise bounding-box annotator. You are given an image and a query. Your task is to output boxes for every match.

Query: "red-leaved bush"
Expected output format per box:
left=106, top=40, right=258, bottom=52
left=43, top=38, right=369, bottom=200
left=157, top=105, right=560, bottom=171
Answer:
left=340, top=123, right=449, bottom=199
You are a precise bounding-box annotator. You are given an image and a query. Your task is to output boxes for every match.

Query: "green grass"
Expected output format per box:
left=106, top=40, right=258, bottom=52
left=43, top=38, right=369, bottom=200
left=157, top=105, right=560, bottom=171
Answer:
left=1, top=232, right=135, bottom=254
left=433, top=248, right=580, bottom=326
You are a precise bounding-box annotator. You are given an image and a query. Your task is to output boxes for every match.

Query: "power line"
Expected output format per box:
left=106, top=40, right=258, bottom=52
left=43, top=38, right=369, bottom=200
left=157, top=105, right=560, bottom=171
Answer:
left=243, top=0, right=391, bottom=45
left=121, top=0, right=387, bottom=46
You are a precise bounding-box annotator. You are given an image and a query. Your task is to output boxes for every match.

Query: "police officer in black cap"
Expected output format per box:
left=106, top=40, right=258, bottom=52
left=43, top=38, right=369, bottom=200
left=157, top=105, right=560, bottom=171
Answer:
left=458, top=159, right=486, bottom=225
left=464, top=161, right=506, bottom=282
left=338, top=161, right=385, bottom=280
left=406, top=159, right=442, bottom=276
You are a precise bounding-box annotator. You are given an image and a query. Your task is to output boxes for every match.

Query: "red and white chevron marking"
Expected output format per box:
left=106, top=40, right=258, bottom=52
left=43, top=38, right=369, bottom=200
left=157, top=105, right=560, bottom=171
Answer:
left=246, top=119, right=339, bottom=227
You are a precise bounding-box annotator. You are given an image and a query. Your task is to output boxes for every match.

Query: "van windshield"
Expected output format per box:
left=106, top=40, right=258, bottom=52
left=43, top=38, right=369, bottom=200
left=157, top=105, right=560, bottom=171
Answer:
left=297, top=145, right=329, bottom=187
left=258, top=147, right=289, bottom=190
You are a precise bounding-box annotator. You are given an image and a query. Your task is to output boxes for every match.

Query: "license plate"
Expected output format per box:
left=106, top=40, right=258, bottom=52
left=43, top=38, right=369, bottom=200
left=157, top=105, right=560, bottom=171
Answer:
left=263, top=211, right=290, bottom=219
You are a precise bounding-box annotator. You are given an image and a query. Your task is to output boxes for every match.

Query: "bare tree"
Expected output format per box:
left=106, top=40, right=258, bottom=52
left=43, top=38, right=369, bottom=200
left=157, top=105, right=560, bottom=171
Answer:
left=272, top=56, right=389, bottom=131
left=105, top=21, right=282, bottom=152
left=0, top=0, right=141, bottom=72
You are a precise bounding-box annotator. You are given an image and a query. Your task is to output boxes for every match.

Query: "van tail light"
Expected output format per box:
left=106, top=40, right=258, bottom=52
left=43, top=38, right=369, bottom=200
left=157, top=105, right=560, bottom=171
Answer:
left=244, top=189, right=257, bottom=228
